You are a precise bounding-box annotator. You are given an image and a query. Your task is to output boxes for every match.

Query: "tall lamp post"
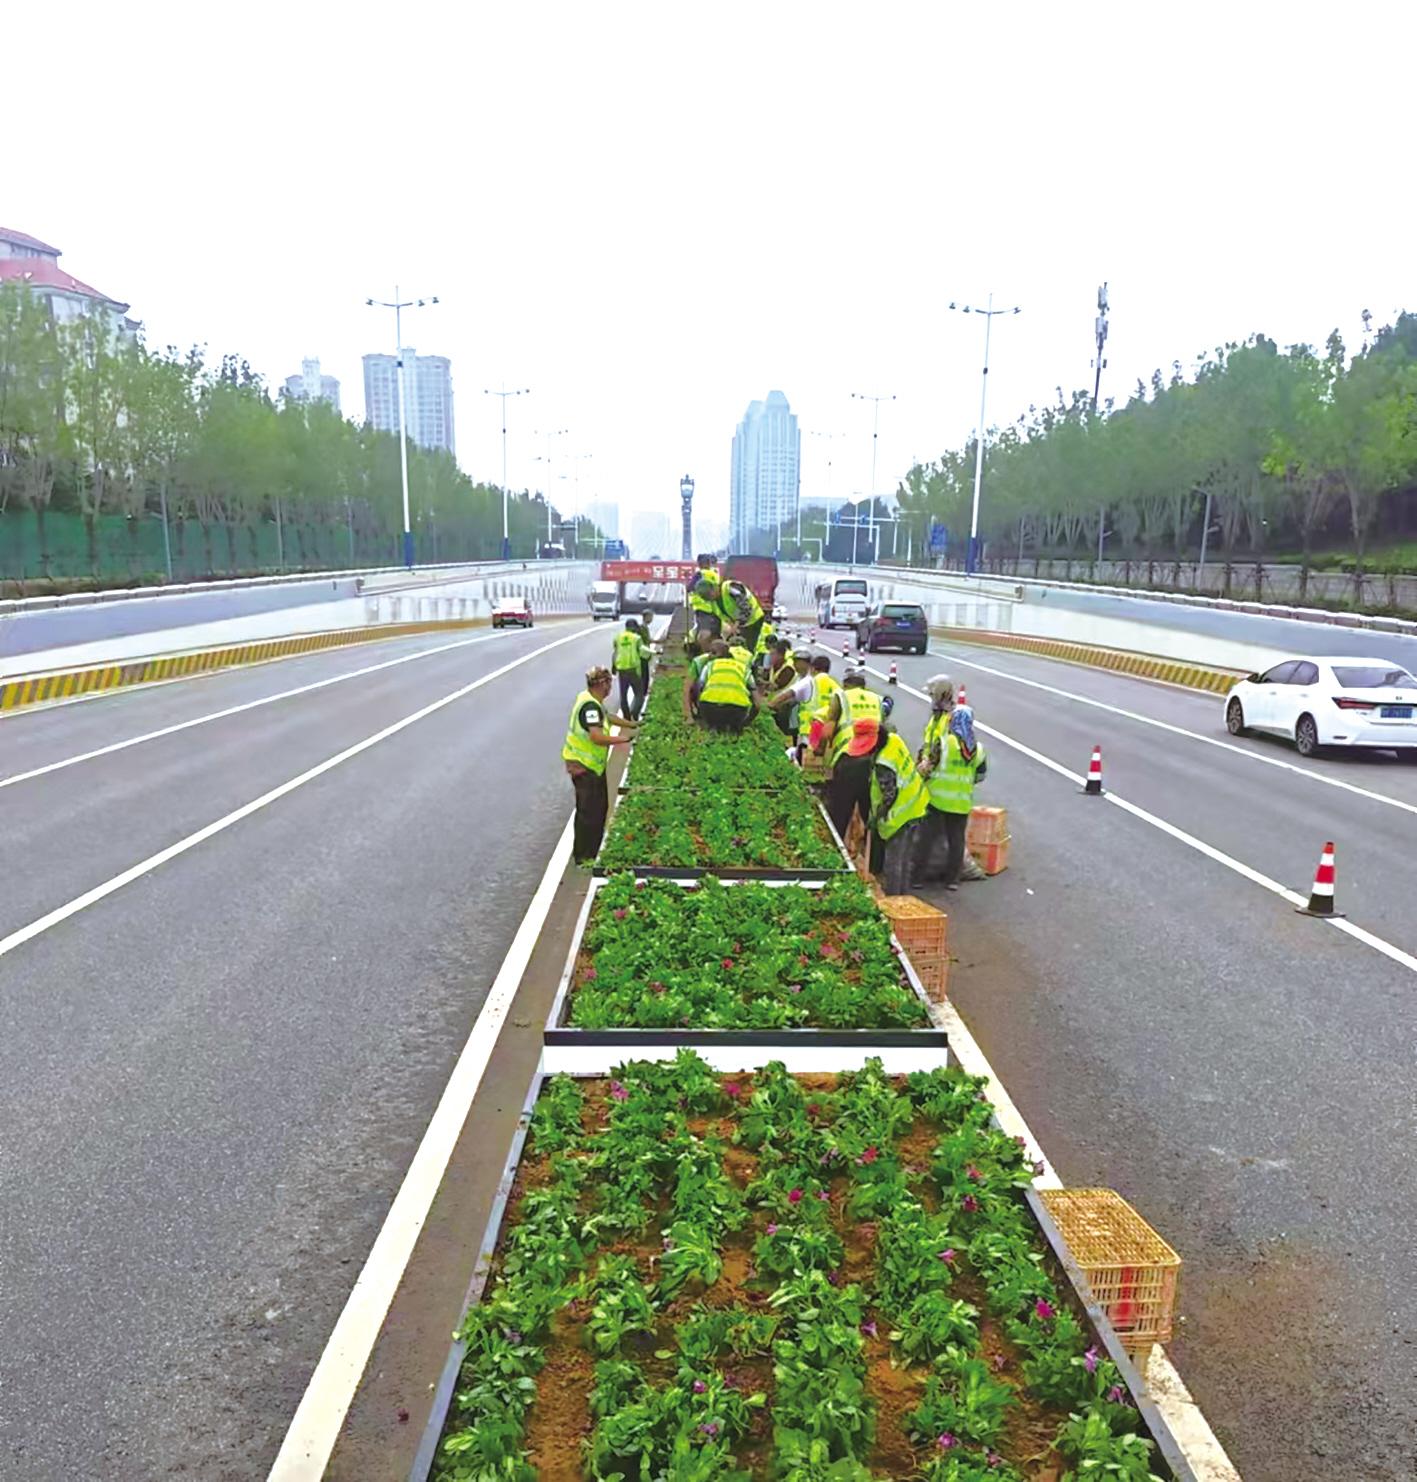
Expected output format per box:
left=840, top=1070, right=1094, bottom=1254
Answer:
left=485, top=385, right=531, bottom=558
left=680, top=475, right=695, bottom=560
left=949, top=295, right=1021, bottom=574
left=534, top=427, right=568, bottom=549
left=804, top=430, right=841, bottom=555
left=1092, top=283, right=1110, bottom=563
left=366, top=287, right=439, bottom=568
left=850, top=392, right=895, bottom=566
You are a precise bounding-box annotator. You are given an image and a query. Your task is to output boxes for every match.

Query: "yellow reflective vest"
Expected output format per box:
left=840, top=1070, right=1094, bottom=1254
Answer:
left=613, top=629, right=643, bottom=672
left=700, top=656, right=752, bottom=709
left=562, top=689, right=608, bottom=774
left=689, top=567, right=722, bottom=614
left=829, top=686, right=884, bottom=764
left=922, top=711, right=985, bottom=814
left=870, top=731, right=930, bottom=840
left=800, top=671, right=841, bottom=741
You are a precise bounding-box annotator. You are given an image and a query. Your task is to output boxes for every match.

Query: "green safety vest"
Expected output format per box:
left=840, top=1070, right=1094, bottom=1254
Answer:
left=922, top=711, right=984, bottom=814
left=870, top=732, right=930, bottom=840
left=727, top=644, right=753, bottom=674
left=755, top=622, right=776, bottom=655
left=689, top=568, right=722, bottom=614
left=613, top=630, right=642, bottom=672
left=718, top=579, right=764, bottom=626
left=562, top=689, right=608, bottom=775
left=800, top=672, right=840, bottom=740
left=830, top=686, right=884, bottom=764
left=700, top=656, right=751, bottom=709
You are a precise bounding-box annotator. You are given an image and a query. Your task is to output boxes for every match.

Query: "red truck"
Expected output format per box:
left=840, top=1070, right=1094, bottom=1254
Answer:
left=722, top=556, right=779, bottom=614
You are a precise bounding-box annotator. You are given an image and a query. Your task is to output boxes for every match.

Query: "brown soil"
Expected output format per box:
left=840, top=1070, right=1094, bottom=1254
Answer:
left=866, top=1344, right=924, bottom=1476
left=522, top=1308, right=594, bottom=1480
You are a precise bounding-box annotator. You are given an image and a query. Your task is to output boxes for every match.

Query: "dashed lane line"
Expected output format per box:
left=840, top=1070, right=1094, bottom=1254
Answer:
left=0, top=625, right=600, bottom=963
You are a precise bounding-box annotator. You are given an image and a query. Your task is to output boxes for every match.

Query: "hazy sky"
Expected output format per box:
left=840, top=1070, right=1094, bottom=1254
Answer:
left=6, top=2, right=1411, bottom=540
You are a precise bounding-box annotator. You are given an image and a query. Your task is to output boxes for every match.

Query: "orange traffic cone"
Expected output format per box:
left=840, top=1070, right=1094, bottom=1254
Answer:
left=888, top=661, right=898, bottom=684
left=842, top=639, right=850, bottom=659
left=957, top=683, right=968, bottom=706
left=1081, top=745, right=1104, bottom=796
left=1296, top=841, right=1345, bottom=918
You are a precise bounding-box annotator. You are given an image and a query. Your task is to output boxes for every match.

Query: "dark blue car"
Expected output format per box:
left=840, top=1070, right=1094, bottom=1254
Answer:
left=857, top=602, right=928, bottom=654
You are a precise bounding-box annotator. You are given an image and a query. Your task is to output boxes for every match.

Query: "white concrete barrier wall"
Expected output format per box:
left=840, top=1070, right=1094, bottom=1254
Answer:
left=6, top=562, right=600, bottom=678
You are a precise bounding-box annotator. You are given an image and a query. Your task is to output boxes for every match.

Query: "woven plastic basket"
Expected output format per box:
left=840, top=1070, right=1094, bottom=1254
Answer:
left=876, top=894, right=948, bottom=1001
left=1039, top=1188, right=1180, bottom=1354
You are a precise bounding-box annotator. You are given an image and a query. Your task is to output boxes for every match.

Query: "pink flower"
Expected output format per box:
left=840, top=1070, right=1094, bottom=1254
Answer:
left=1035, top=1298, right=1055, bottom=1320
left=991, top=1353, right=1007, bottom=1372
left=962, top=1194, right=979, bottom=1213
left=1108, top=1384, right=1128, bottom=1404
left=817, top=1190, right=831, bottom=1202
left=938, top=1248, right=956, bottom=1264
left=860, top=1320, right=878, bottom=1338
left=860, top=1146, right=879, bottom=1165
left=788, top=1188, right=803, bottom=1204
left=987, top=1451, right=1004, bottom=1468
left=724, top=1372, right=738, bottom=1389
left=965, top=1164, right=982, bottom=1182
left=723, top=1082, right=742, bottom=1099
left=806, top=1103, right=821, bottom=1117
left=584, top=967, right=598, bottom=981
left=692, top=1379, right=707, bottom=1394
left=937, top=1432, right=957, bottom=1451
left=1083, top=1345, right=1100, bottom=1374
left=788, top=983, right=802, bottom=994
left=699, top=1421, right=719, bottom=1437
left=613, top=907, right=628, bottom=920
left=722, top=957, right=734, bottom=970
left=609, top=1082, right=629, bottom=1102
left=766, top=1222, right=779, bottom=1235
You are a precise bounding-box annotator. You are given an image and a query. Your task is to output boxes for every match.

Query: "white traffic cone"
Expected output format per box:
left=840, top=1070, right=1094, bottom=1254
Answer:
left=888, top=661, right=898, bottom=684
left=1081, top=745, right=1103, bottom=796
left=1296, top=841, right=1345, bottom=918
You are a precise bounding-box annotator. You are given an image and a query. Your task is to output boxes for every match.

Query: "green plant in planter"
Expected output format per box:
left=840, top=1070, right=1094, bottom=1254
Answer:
left=906, top=1345, right=1015, bottom=1447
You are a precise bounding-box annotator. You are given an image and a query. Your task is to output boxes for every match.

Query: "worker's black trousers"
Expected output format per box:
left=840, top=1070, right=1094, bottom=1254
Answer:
left=617, top=669, right=644, bottom=720
left=915, top=807, right=969, bottom=886
left=698, top=700, right=753, bottom=733
left=826, top=753, right=873, bottom=840
left=869, top=820, right=920, bottom=896
left=571, top=767, right=610, bottom=862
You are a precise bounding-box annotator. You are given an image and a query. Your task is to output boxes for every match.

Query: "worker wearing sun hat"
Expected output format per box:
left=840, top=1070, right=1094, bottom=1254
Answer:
left=916, top=674, right=987, bottom=889
left=563, top=664, right=637, bottom=864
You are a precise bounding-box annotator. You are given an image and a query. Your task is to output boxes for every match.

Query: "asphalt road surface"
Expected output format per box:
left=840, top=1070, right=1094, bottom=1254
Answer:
left=0, top=619, right=610, bottom=1481
left=804, top=628, right=1417, bottom=1482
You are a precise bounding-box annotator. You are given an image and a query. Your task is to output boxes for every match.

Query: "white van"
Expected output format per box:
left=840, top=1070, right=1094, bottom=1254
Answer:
left=588, top=580, right=620, bottom=620
left=815, top=576, right=870, bottom=629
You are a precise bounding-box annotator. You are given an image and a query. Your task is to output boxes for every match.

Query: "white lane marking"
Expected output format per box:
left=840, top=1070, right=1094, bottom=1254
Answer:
left=926, top=639, right=1417, bottom=821
left=267, top=814, right=574, bottom=1481
left=0, top=625, right=569, bottom=787
left=0, top=626, right=598, bottom=963
left=821, top=643, right=1417, bottom=977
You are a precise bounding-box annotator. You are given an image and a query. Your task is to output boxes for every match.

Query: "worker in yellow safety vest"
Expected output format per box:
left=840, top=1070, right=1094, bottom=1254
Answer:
left=799, top=655, right=841, bottom=759
left=867, top=725, right=931, bottom=894
left=819, top=672, right=884, bottom=841
left=716, top=579, right=765, bottom=652
left=685, top=639, right=755, bottom=733
left=563, top=665, right=638, bottom=864
left=688, top=556, right=723, bottom=648
left=612, top=618, right=652, bottom=720
left=916, top=674, right=988, bottom=890
left=762, top=646, right=811, bottom=739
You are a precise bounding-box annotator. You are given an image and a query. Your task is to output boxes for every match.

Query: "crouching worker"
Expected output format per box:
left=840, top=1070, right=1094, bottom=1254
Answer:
left=686, top=640, right=755, bottom=733
left=564, top=665, right=637, bottom=865
left=867, top=723, right=930, bottom=895
left=916, top=680, right=987, bottom=890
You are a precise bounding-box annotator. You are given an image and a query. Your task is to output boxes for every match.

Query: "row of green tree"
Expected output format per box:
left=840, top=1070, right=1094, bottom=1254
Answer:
left=895, top=313, right=1417, bottom=576
left=0, top=282, right=594, bottom=580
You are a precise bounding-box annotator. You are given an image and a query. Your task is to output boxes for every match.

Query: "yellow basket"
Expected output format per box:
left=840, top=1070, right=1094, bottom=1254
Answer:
left=876, top=895, right=949, bottom=1001
left=1039, top=1188, right=1181, bottom=1355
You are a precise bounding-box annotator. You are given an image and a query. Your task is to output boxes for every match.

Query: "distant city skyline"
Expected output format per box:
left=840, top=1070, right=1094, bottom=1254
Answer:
left=362, top=349, right=456, bottom=457
left=730, top=391, right=800, bottom=554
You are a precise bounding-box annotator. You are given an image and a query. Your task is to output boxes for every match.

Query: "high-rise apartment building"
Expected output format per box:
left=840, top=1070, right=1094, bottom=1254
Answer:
left=583, top=500, right=620, bottom=539
left=283, top=357, right=341, bottom=412
left=362, top=348, right=456, bottom=457
left=729, top=390, right=799, bottom=554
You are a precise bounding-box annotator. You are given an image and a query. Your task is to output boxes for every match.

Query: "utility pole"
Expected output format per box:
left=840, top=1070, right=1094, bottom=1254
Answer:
left=949, top=296, right=1021, bottom=575
left=366, top=287, right=439, bottom=568
left=484, top=386, right=531, bottom=559
left=850, top=392, right=895, bottom=565
left=1093, top=283, right=1110, bottom=564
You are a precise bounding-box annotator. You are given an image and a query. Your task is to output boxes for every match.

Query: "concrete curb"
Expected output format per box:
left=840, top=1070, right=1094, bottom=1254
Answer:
left=0, top=619, right=490, bottom=712
left=930, top=625, right=1245, bottom=694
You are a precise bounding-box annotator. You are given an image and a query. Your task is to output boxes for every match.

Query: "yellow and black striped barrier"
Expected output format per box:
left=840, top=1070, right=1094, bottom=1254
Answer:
left=0, top=619, right=489, bottom=713
left=928, top=627, right=1244, bottom=695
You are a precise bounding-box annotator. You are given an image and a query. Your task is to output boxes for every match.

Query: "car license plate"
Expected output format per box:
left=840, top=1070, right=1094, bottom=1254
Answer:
left=1380, top=705, right=1412, bottom=719
left=896, top=619, right=912, bottom=627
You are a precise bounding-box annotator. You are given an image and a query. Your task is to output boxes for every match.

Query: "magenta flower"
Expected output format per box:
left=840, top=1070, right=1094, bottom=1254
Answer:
left=723, top=1082, right=742, bottom=1099
left=938, top=1248, right=956, bottom=1264
left=721, top=957, right=734, bottom=970
left=766, top=1222, right=779, bottom=1235
left=700, top=1421, right=719, bottom=1437
left=861, top=1320, right=878, bottom=1338
left=1035, top=1298, right=1055, bottom=1320
left=613, top=907, right=627, bottom=920
left=788, top=983, right=802, bottom=994
left=692, top=1379, right=707, bottom=1394
left=961, top=1194, right=979, bottom=1213
left=817, top=1190, right=831, bottom=1202
left=806, top=1102, right=821, bottom=1116
left=991, top=1353, right=1007, bottom=1372
left=724, top=1372, right=738, bottom=1389
left=1108, top=1384, right=1128, bottom=1404
left=965, top=1164, right=982, bottom=1182
left=788, top=1188, right=803, bottom=1204
left=584, top=967, right=598, bottom=981
left=826, top=1269, right=843, bottom=1286
left=936, top=1432, right=958, bottom=1451
left=987, top=1451, right=1004, bottom=1468
left=1083, top=1345, right=1100, bottom=1374
left=609, top=1081, right=629, bottom=1102
left=860, top=1145, right=879, bottom=1165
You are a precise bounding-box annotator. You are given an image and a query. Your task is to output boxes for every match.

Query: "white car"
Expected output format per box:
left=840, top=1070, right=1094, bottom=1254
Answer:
left=772, top=602, right=787, bottom=622
left=1224, top=655, right=1417, bottom=758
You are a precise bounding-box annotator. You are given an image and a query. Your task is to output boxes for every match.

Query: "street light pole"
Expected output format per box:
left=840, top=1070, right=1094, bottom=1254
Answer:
left=850, top=392, right=895, bottom=566
left=366, top=287, right=439, bottom=568
left=534, top=427, right=568, bottom=548
left=1093, top=283, right=1110, bottom=564
left=949, top=294, right=1021, bottom=574
left=804, top=430, right=841, bottom=554
left=485, top=385, right=531, bottom=559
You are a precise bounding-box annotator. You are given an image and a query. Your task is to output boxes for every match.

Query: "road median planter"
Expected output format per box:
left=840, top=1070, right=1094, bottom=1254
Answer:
left=414, top=1052, right=1194, bottom=1482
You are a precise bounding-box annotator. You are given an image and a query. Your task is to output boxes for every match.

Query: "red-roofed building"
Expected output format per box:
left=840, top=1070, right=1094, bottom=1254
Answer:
left=0, top=225, right=138, bottom=335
